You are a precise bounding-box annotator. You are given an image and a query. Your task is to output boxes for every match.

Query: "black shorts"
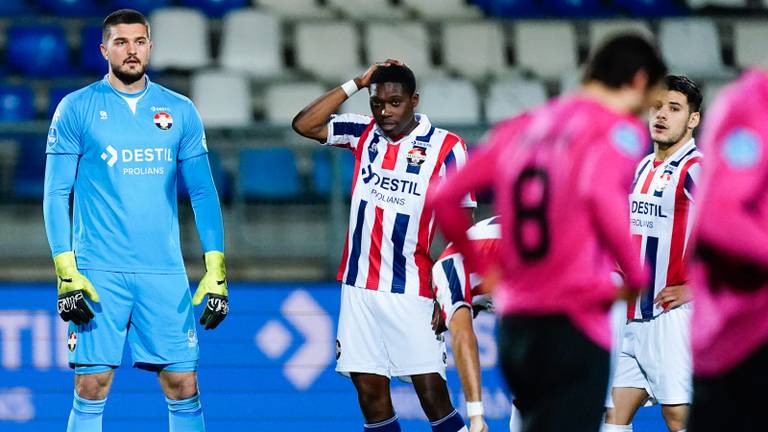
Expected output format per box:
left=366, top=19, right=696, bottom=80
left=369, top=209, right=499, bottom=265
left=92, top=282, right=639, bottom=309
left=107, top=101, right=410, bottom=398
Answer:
left=498, top=314, right=609, bottom=432
left=689, top=342, right=768, bottom=432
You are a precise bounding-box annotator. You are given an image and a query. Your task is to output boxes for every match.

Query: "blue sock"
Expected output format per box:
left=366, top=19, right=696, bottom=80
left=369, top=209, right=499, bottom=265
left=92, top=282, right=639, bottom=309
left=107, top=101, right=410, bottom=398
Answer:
left=364, top=414, right=402, bottom=431
left=66, top=391, right=106, bottom=432
left=167, top=394, right=205, bottom=432
left=430, top=409, right=468, bottom=432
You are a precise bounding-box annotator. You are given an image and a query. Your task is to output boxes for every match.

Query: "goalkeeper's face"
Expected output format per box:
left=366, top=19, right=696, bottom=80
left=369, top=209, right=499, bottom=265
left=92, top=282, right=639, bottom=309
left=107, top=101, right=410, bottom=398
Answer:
left=101, top=23, right=152, bottom=85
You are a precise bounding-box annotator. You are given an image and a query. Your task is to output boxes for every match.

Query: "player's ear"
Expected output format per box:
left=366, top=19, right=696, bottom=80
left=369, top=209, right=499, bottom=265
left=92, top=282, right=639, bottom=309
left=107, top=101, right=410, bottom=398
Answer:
left=100, top=43, right=108, bottom=60
left=688, top=111, right=701, bottom=130
left=411, top=92, right=419, bottom=109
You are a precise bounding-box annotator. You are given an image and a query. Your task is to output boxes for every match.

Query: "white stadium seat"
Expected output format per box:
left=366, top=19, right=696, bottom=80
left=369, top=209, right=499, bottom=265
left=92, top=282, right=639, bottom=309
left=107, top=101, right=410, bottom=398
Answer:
left=558, top=68, right=583, bottom=95
left=484, top=79, right=547, bottom=124
left=402, top=0, right=482, bottom=19
left=417, top=79, right=480, bottom=125
left=150, top=8, right=210, bottom=70
left=255, top=0, right=334, bottom=19
left=295, top=21, right=362, bottom=81
left=733, top=20, right=768, bottom=69
left=191, top=70, right=251, bottom=128
left=659, top=19, right=732, bottom=79
left=515, top=22, right=577, bottom=80
left=265, top=82, right=326, bottom=124
left=340, top=88, right=372, bottom=115
left=442, top=22, right=508, bottom=80
left=589, top=20, right=654, bottom=51
left=365, top=22, right=437, bottom=78
left=327, top=0, right=406, bottom=19
left=220, top=10, right=283, bottom=78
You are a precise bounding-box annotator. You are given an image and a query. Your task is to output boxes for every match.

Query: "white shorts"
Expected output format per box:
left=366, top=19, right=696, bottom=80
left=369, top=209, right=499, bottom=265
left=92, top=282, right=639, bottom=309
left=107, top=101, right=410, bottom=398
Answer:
left=612, top=306, right=692, bottom=405
left=335, top=284, right=447, bottom=382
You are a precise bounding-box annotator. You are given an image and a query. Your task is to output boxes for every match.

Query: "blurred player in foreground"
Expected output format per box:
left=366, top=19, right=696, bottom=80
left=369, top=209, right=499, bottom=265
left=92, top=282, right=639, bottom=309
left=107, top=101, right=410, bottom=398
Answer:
left=686, top=68, right=768, bottom=432
left=605, top=75, right=702, bottom=432
left=293, top=61, right=475, bottom=432
left=431, top=215, right=524, bottom=432
left=431, top=34, right=667, bottom=431
left=43, top=9, right=228, bottom=432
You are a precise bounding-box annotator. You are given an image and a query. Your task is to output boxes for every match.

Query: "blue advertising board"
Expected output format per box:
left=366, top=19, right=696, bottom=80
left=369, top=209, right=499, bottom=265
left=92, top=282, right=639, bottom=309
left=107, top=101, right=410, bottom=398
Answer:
left=0, top=283, right=665, bottom=431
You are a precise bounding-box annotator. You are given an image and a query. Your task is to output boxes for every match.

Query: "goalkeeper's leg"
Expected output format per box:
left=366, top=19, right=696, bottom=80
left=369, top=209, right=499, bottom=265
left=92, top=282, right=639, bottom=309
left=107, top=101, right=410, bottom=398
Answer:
left=67, top=368, right=114, bottom=432
left=160, top=369, right=205, bottom=432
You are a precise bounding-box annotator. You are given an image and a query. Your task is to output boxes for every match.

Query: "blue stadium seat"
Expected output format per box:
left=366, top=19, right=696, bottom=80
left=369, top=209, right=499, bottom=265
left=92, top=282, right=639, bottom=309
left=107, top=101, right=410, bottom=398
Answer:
left=6, top=25, right=71, bottom=77
left=473, top=0, right=543, bottom=17
left=177, top=150, right=231, bottom=201
left=106, top=0, right=173, bottom=14
left=80, top=25, right=106, bottom=75
left=13, top=138, right=47, bottom=200
left=312, top=150, right=356, bottom=196
left=239, top=148, right=301, bottom=200
left=0, top=0, right=35, bottom=15
left=38, top=0, right=105, bottom=16
left=0, top=86, right=35, bottom=122
left=180, top=0, right=248, bottom=18
left=541, top=0, right=615, bottom=17
left=612, top=0, right=689, bottom=17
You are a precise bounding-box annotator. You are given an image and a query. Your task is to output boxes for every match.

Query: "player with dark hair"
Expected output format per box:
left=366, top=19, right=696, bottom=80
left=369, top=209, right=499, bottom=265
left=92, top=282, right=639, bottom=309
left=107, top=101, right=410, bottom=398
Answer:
left=431, top=34, right=667, bottom=432
left=686, top=69, right=768, bottom=432
left=43, top=9, right=227, bottom=432
left=605, top=75, right=703, bottom=432
left=293, top=61, right=475, bottom=432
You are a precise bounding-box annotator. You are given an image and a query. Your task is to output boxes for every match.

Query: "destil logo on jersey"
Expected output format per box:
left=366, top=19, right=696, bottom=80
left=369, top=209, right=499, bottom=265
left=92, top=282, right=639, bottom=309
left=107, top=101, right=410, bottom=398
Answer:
left=100, top=145, right=173, bottom=175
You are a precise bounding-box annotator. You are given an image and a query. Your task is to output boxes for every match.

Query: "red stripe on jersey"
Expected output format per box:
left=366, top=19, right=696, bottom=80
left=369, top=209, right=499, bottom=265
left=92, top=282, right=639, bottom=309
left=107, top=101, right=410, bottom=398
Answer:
left=366, top=206, right=385, bottom=290
left=666, top=157, right=700, bottom=287
left=416, top=133, right=464, bottom=297
left=627, top=233, right=643, bottom=320
left=639, top=163, right=658, bottom=194
left=382, top=143, right=400, bottom=170
left=337, top=120, right=376, bottom=282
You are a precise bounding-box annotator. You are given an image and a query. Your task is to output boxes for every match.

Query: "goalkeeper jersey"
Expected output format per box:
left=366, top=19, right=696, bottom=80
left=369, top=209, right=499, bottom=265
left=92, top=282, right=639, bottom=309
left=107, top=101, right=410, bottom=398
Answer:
left=45, top=76, right=208, bottom=273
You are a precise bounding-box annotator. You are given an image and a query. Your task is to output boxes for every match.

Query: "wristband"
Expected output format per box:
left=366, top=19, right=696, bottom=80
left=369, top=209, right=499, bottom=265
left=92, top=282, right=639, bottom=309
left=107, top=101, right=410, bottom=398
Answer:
left=466, top=401, right=484, bottom=417
left=341, top=79, right=359, bottom=97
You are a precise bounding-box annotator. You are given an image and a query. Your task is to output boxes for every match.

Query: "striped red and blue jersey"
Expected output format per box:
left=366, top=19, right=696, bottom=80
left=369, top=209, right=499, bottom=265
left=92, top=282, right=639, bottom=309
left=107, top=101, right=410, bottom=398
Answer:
left=627, top=139, right=701, bottom=319
left=325, top=113, right=476, bottom=298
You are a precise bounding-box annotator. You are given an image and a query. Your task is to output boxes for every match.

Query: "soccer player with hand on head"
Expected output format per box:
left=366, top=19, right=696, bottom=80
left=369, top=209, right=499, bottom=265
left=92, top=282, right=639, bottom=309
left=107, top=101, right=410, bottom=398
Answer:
left=431, top=34, right=667, bottom=432
left=293, top=60, right=476, bottom=432
left=43, top=9, right=227, bottom=432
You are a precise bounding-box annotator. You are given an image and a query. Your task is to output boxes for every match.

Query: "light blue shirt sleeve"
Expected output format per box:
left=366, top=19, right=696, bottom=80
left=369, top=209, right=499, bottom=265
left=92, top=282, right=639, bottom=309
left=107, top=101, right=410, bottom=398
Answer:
left=46, top=96, right=82, bottom=155
left=178, top=101, right=208, bottom=161
left=179, top=154, right=224, bottom=252
left=43, top=154, right=78, bottom=256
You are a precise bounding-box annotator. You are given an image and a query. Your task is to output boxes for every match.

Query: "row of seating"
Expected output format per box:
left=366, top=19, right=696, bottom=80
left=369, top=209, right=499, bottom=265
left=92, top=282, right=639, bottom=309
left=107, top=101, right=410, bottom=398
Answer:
left=1, top=137, right=356, bottom=201
left=3, top=10, right=766, bottom=83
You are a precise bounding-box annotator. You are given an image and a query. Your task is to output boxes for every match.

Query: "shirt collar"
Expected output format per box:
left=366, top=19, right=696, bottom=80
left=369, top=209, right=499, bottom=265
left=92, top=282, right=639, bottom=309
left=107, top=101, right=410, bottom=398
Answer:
left=374, top=113, right=432, bottom=144
left=103, top=74, right=151, bottom=98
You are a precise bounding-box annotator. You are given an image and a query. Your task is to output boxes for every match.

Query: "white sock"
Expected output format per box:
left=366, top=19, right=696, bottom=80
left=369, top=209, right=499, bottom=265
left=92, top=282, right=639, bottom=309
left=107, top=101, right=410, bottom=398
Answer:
left=602, top=424, right=633, bottom=432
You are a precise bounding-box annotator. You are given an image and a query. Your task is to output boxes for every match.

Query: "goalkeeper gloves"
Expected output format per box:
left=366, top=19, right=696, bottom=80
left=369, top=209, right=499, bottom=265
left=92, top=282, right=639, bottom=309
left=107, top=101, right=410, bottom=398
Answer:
left=54, top=252, right=99, bottom=325
left=192, top=251, right=229, bottom=330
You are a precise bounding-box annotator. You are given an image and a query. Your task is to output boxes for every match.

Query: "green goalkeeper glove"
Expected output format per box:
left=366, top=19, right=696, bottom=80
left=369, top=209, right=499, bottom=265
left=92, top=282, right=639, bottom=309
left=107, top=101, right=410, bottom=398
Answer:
left=54, top=252, right=99, bottom=325
left=192, top=251, right=229, bottom=330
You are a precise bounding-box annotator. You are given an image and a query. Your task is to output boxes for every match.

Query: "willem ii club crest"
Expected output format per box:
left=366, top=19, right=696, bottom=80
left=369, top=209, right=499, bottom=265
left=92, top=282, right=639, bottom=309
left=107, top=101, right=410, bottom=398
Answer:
left=153, top=112, right=173, bottom=130
left=406, top=147, right=427, bottom=167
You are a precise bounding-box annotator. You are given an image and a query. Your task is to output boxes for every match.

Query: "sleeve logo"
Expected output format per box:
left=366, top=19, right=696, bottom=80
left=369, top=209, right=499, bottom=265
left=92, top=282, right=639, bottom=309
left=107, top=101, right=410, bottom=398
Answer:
left=722, top=128, right=762, bottom=169
left=611, top=123, right=643, bottom=158
left=47, top=127, right=58, bottom=147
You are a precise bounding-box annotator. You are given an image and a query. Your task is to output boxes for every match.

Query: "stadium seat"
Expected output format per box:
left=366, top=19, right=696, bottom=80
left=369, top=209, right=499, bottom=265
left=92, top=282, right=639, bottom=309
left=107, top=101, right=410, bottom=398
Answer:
left=295, top=22, right=361, bottom=81
left=484, top=79, right=547, bottom=125
left=220, top=9, right=283, bottom=78
left=365, top=22, right=437, bottom=78
left=191, top=70, right=252, bottom=128
left=417, top=79, right=480, bottom=125
left=659, top=19, right=732, bottom=79
left=181, top=0, right=248, bottom=18
left=733, top=21, right=768, bottom=69
left=80, top=25, right=106, bottom=75
left=255, top=0, right=334, bottom=19
left=0, top=0, right=33, bottom=15
left=0, top=86, right=35, bottom=122
left=48, top=87, right=79, bottom=119
left=474, top=0, right=543, bottom=17
left=239, top=148, right=301, bottom=200
left=327, top=0, right=406, bottom=19
left=311, top=149, right=356, bottom=196
left=401, top=0, right=481, bottom=19
left=558, top=68, right=583, bottom=95
left=541, top=0, right=615, bottom=17
left=6, top=25, right=71, bottom=77
left=264, top=82, right=325, bottom=124
left=340, top=89, right=371, bottom=115
left=589, top=20, right=654, bottom=51
left=515, top=22, right=577, bottom=81
left=149, top=8, right=211, bottom=70
left=612, top=0, right=688, bottom=17
left=178, top=150, right=231, bottom=201
left=106, top=0, right=173, bottom=14
left=13, top=138, right=46, bottom=200
left=443, top=22, right=509, bottom=80
left=38, top=0, right=104, bottom=16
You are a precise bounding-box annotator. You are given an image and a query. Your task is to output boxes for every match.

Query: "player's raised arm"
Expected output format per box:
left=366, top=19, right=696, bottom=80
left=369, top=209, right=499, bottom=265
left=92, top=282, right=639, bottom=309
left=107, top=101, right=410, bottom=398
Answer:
left=292, top=60, right=401, bottom=142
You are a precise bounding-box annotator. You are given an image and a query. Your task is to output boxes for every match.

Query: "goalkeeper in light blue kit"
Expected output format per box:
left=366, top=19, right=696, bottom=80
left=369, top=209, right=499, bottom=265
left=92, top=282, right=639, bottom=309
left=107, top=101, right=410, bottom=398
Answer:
left=42, top=9, right=228, bottom=432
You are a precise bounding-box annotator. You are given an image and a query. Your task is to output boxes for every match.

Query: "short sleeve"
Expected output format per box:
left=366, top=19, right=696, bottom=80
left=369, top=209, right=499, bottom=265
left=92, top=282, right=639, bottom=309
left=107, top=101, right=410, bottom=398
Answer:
left=440, top=137, right=477, bottom=208
left=324, top=113, right=373, bottom=150
left=682, top=159, right=701, bottom=202
left=46, top=96, right=82, bottom=155
left=178, top=101, right=208, bottom=161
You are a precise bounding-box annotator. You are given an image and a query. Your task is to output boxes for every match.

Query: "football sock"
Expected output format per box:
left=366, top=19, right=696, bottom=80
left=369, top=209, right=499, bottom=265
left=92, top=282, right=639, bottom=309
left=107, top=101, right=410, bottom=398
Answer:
left=364, top=414, right=402, bottom=431
left=431, top=409, right=468, bottom=432
left=167, top=394, right=205, bottom=432
left=602, top=423, right=633, bottom=431
left=67, top=390, right=106, bottom=432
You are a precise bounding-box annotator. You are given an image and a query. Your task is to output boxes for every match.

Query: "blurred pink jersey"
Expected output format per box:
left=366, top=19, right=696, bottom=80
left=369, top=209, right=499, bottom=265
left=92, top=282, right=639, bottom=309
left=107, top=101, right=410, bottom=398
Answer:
left=432, top=96, right=648, bottom=349
left=690, top=70, right=768, bottom=377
